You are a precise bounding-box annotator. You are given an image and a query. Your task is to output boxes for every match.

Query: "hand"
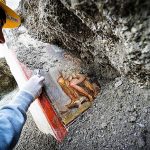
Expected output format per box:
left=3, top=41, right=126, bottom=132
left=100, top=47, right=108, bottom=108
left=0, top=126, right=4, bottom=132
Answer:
left=20, top=75, right=45, bottom=99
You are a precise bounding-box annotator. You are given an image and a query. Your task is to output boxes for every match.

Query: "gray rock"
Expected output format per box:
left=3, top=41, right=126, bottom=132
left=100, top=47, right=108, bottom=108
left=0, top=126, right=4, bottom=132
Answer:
left=12, top=0, right=150, bottom=88
left=137, top=123, right=145, bottom=128
left=122, top=26, right=128, bottom=31
left=126, top=107, right=135, bottom=113
left=131, top=27, right=137, bottom=34
left=101, top=122, right=107, bottom=129
left=129, top=116, right=137, bottom=123
left=0, top=58, right=17, bottom=98
left=115, top=80, right=123, bottom=88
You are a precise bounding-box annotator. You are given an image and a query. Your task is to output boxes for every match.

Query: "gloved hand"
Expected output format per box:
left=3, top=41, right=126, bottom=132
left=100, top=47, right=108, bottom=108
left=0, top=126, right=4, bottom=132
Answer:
left=20, top=75, right=45, bottom=99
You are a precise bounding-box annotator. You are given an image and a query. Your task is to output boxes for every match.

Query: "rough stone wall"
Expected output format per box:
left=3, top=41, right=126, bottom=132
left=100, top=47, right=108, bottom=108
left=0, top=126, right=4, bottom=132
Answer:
left=19, top=0, right=120, bottom=81
left=18, top=0, right=149, bottom=88
left=0, top=58, right=17, bottom=99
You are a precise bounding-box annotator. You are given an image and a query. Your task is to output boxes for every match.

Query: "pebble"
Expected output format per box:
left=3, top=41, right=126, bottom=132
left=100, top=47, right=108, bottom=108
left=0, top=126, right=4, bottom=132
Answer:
left=143, top=108, right=148, bottom=113
left=134, top=60, right=142, bottom=65
left=137, top=123, right=145, bottom=128
left=133, top=105, right=137, bottom=110
left=101, top=123, right=107, bottom=129
left=124, top=31, right=132, bottom=38
left=129, top=116, right=137, bottom=123
left=126, top=107, right=135, bottom=113
left=115, top=80, right=123, bottom=88
left=131, top=27, right=137, bottom=33
left=68, top=137, right=73, bottom=142
left=143, top=45, right=150, bottom=53
left=122, top=26, right=128, bottom=31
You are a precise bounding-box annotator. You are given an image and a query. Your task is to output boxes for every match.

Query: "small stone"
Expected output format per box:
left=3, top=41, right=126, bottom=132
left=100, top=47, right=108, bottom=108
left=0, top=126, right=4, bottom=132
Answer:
left=124, top=31, right=131, bottom=38
left=143, top=45, right=150, bottom=53
left=133, top=105, right=137, bottom=109
left=129, top=116, right=137, bottom=123
left=101, top=115, right=105, bottom=119
left=139, top=24, right=143, bottom=29
left=101, top=123, right=107, bottom=129
left=131, top=27, right=137, bottom=33
left=68, top=137, right=73, bottom=142
left=122, top=26, right=128, bottom=31
left=143, top=108, right=148, bottom=113
left=134, top=60, right=142, bottom=65
left=137, top=123, right=145, bottom=128
left=126, top=106, right=136, bottom=113
left=115, top=80, right=123, bottom=88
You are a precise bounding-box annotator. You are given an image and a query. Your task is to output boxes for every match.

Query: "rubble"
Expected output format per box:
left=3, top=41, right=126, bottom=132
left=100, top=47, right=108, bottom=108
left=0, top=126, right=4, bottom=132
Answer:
left=0, top=58, right=16, bottom=99
left=1, top=0, right=150, bottom=149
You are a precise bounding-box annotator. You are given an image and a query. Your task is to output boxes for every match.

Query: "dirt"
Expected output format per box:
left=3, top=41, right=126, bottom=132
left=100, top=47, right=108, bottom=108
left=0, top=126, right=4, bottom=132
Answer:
left=1, top=1, right=149, bottom=149
left=1, top=77, right=150, bottom=150
left=3, top=24, right=150, bottom=150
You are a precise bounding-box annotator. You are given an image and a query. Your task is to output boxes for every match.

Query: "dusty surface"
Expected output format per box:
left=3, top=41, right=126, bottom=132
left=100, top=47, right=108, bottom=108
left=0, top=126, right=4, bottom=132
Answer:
left=1, top=77, right=150, bottom=149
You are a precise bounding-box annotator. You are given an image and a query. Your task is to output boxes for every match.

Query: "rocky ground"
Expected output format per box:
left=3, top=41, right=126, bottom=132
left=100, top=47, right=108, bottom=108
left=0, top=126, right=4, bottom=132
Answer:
left=0, top=0, right=149, bottom=149
left=1, top=77, right=150, bottom=150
